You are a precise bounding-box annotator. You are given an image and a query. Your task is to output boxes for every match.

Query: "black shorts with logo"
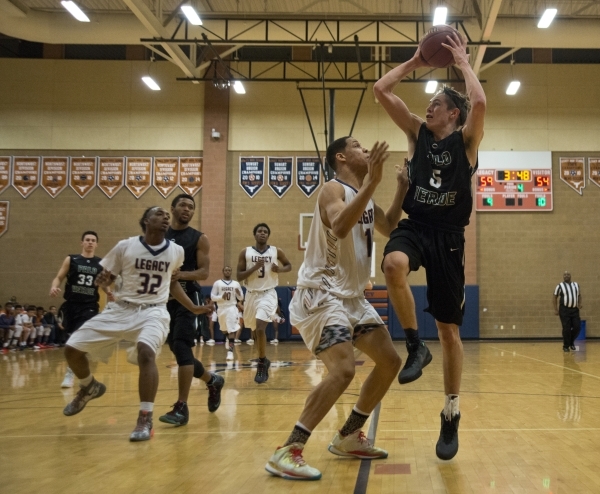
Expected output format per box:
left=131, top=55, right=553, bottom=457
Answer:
left=383, top=218, right=466, bottom=326
left=166, top=292, right=201, bottom=347
left=60, top=302, right=99, bottom=334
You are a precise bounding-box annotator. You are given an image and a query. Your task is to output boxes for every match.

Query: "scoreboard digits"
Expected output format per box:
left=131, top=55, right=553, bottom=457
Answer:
left=476, top=169, right=553, bottom=211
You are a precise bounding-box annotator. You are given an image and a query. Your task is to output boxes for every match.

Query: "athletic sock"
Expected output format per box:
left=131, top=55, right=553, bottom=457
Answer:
left=404, top=328, right=420, bottom=348
left=79, top=374, right=93, bottom=387
left=340, top=407, right=370, bottom=437
left=284, top=422, right=312, bottom=446
left=140, top=402, right=154, bottom=412
left=206, top=373, right=216, bottom=386
left=443, top=394, right=460, bottom=420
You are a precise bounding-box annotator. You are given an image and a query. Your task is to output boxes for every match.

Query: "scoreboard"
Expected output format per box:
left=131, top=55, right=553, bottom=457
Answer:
left=476, top=151, right=553, bottom=211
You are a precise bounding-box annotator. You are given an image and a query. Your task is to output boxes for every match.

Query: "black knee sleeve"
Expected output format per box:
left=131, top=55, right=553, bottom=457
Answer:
left=193, top=359, right=205, bottom=379
left=172, top=339, right=195, bottom=367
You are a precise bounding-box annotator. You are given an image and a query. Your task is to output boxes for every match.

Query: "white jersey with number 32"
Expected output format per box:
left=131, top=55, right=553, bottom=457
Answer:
left=244, top=246, right=278, bottom=292
left=296, top=180, right=374, bottom=298
left=100, top=236, right=184, bottom=305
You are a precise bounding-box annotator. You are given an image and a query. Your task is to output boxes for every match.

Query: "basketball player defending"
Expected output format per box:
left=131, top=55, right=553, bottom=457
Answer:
left=211, top=266, right=244, bottom=361
left=266, top=138, right=406, bottom=480
left=49, top=231, right=112, bottom=388
left=373, top=31, right=486, bottom=460
left=62, top=207, right=212, bottom=441
left=159, top=194, right=225, bottom=427
left=237, top=223, right=292, bottom=383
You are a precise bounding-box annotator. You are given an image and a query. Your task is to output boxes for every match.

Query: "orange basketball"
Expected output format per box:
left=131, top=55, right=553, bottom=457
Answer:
left=419, top=25, right=459, bottom=68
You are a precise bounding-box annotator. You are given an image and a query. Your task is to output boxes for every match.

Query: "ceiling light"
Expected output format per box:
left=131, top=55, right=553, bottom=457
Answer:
left=506, top=81, right=520, bottom=95
left=538, top=8, right=557, bottom=28
left=433, top=7, right=447, bottom=26
left=233, top=81, right=246, bottom=94
left=61, top=1, right=90, bottom=22
left=425, top=80, right=438, bottom=93
left=142, top=76, right=161, bottom=91
left=181, top=5, right=202, bottom=25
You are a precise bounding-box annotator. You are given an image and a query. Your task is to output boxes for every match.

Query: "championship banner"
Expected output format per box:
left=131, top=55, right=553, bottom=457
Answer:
left=588, top=158, right=600, bottom=188
left=178, top=157, right=203, bottom=196
left=12, top=156, right=40, bottom=198
left=268, top=157, right=293, bottom=198
left=98, top=157, right=125, bottom=198
left=559, top=157, right=585, bottom=195
left=239, top=156, right=265, bottom=198
left=296, top=157, right=321, bottom=198
left=0, top=157, right=10, bottom=195
left=0, top=201, right=8, bottom=238
left=70, top=157, right=97, bottom=198
left=153, top=158, right=180, bottom=198
left=41, top=157, right=69, bottom=198
left=126, top=157, right=152, bottom=199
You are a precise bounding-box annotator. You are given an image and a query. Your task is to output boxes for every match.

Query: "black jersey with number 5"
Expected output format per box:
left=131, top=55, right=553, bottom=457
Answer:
left=402, top=123, right=477, bottom=229
left=64, top=255, right=103, bottom=305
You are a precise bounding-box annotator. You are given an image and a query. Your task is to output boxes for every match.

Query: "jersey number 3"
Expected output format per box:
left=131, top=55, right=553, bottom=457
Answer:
left=138, top=273, right=162, bottom=295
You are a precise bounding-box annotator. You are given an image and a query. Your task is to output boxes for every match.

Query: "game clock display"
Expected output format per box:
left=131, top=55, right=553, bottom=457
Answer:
left=476, top=169, right=552, bottom=211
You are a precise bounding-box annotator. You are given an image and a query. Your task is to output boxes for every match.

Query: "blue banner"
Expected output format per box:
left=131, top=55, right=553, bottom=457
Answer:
left=268, top=157, right=293, bottom=198
left=296, top=157, right=321, bottom=198
left=239, top=156, right=265, bottom=198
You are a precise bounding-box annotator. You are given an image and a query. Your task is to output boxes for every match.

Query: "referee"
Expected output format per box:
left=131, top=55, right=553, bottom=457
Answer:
left=553, top=271, right=582, bottom=352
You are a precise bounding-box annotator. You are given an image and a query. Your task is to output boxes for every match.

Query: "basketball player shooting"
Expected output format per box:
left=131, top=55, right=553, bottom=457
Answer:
left=373, top=30, right=486, bottom=460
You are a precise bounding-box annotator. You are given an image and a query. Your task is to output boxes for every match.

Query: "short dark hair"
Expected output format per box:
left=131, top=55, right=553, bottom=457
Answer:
left=81, top=231, right=98, bottom=241
left=36, top=306, right=44, bottom=311
left=49, top=305, right=56, bottom=310
left=27, top=305, right=36, bottom=311
left=326, top=136, right=351, bottom=172
left=171, top=193, right=195, bottom=208
left=14, top=304, right=22, bottom=310
left=436, top=85, right=470, bottom=126
left=139, top=206, right=159, bottom=232
left=253, top=223, right=270, bottom=236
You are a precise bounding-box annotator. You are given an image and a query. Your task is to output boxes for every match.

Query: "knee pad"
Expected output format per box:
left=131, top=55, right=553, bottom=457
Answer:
left=193, top=359, right=205, bottom=379
left=172, top=339, right=195, bottom=367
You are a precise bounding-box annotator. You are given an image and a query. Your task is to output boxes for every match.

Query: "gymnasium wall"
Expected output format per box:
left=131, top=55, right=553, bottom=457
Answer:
left=0, top=59, right=598, bottom=338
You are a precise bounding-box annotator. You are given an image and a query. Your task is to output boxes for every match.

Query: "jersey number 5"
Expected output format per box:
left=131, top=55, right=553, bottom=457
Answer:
left=430, top=169, right=442, bottom=189
left=138, top=273, right=162, bottom=295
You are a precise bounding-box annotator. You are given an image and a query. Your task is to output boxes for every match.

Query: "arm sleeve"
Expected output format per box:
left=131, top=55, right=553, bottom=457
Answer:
left=553, top=284, right=561, bottom=296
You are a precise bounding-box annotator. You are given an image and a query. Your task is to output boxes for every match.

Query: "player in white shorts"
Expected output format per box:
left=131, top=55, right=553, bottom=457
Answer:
left=266, top=137, right=407, bottom=480
left=211, top=266, right=243, bottom=360
left=237, top=223, right=292, bottom=384
left=62, top=206, right=212, bottom=442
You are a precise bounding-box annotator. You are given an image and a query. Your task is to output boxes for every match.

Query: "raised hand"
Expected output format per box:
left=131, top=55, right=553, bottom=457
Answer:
left=366, top=141, right=390, bottom=187
left=95, top=269, right=114, bottom=288
left=441, top=31, right=469, bottom=67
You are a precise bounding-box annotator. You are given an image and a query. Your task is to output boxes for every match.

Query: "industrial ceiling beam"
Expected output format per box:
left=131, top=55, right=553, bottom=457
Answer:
left=472, top=0, right=504, bottom=76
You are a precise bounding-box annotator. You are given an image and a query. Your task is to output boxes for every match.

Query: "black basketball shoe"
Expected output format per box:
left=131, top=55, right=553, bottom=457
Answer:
left=398, top=341, right=432, bottom=384
left=159, top=401, right=189, bottom=426
left=436, top=411, right=461, bottom=460
left=255, top=357, right=271, bottom=384
left=207, top=373, right=225, bottom=412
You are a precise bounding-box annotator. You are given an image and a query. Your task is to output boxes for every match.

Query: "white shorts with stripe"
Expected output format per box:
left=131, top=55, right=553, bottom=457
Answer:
left=243, top=288, right=277, bottom=330
left=218, top=305, right=240, bottom=334
left=67, top=302, right=169, bottom=360
left=289, top=288, right=384, bottom=356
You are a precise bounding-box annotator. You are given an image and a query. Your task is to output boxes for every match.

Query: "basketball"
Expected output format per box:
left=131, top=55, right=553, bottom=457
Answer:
left=419, top=25, right=459, bottom=68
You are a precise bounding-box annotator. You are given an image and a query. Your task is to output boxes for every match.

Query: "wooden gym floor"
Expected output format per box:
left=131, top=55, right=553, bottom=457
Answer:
left=1, top=339, right=599, bottom=494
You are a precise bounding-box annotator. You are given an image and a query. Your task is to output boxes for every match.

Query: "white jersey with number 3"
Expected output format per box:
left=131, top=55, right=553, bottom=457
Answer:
left=100, top=236, right=184, bottom=305
left=244, top=246, right=278, bottom=292
left=296, top=180, right=374, bottom=298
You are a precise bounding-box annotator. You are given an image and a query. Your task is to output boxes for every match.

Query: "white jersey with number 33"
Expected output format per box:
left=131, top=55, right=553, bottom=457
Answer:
left=100, top=236, right=184, bottom=305
left=244, top=245, right=278, bottom=292
left=296, top=180, right=374, bottom=298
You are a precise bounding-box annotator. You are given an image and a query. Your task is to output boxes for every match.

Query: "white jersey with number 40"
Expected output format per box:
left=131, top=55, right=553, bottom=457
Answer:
left=244, top=245, right=278, bottom=292
left=100, top=236, right=184, bottom=305
left=211, top=279, right=243, bottom=309
left=296, top=180, right=374, bottom=299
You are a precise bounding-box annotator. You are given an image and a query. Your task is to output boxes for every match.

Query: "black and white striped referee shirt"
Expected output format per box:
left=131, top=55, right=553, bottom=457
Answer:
left=554, top=282, right=580, bottom=308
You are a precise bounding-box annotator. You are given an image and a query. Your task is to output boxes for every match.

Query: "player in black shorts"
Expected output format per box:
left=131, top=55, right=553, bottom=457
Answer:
left=50, top=231, right=110, bottom=388
left=374, top=31, right=486, bottom=460
left=159, top=193, right=224, bottom=427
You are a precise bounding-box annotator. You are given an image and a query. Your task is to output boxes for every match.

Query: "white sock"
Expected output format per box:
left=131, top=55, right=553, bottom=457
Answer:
left=79, top=374, right=93, bottom=387
left=140, top=402, right=154, bottom=412
left=295, top=421, right=312, bottom=433
left=443, top=394, right=460, bottom=420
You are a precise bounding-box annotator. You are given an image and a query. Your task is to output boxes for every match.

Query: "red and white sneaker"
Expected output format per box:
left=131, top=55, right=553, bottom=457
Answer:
left=328, top=430, right=388, bottom=459
left=265, top=443, right=321, bottom=480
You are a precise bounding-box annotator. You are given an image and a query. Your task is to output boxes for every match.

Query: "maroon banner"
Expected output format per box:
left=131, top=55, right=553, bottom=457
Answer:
left=126, top=157, right=152, bottom=198
left=98, top=157, right=125, bottom=198
left=179, top=158, right=203, bottom=196
left=0, top=201, right=8, bottom=238
left=0, top=157, right=10, bottom=195
left=153, top=158, right=180, bottom=198
left=12, top=156, right=40, bottom=198
left=41, top=157, right=69, bottom=198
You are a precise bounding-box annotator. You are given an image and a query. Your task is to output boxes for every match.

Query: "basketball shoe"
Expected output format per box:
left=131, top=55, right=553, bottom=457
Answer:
left=226, top=350, right=234, bottom=360
left=265, top=443, right=322, bottom=480
left=63, top=379, right=106, bottom=416
left=246, top=338, right=255, bottom=345
left=61, top=368, right=75, bottom=388
left=159, top=401, right=189, bottom=426
left=207, top=373, right=225, bottom=412
left=130, top=411, right=153, bottom=442
left=328, top=430, right=388, bottom=459
left=255, top=357, right=271, bottom=384
left=398, top=341, right=432, bottom=384
left=436, top=396, right=461, bottom=460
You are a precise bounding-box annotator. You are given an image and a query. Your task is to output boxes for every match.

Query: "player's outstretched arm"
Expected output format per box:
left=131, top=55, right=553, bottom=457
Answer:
left=49, top=256, right=71, bottom=297
left=170, top=280, right=213, bottom=314
left=374, top=161, right=409, bottom=237
left=321, top=141, right=390, bottom=239
left=373, top=50, right=425, bottom=142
